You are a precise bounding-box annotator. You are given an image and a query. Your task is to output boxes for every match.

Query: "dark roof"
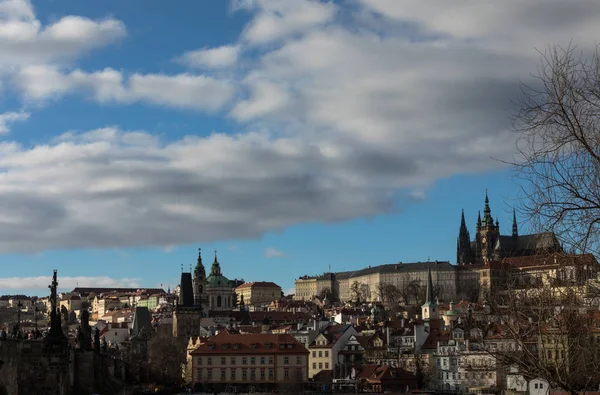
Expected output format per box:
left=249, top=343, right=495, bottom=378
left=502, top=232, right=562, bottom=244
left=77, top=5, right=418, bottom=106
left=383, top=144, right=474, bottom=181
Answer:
left=71, top=287, right=165, bottom=297
left=494, top=232, right=561, bottom=256
left=179, top=272, right=194, bottom=307
left=236, top=281, right=281, bottom=290
left=302, top=261, right=455, bottom=281
left=132, top=306, right=152, bottom=336
left=209, top=310, right=311, bottom=324
left=190, top=332, right=308, bottom=355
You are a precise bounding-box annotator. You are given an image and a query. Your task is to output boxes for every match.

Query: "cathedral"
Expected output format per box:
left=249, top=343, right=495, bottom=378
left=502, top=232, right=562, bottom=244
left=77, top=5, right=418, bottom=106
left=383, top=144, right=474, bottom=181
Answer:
left=173, top=249, right=238, bottom=338
left=457, top=191, right=562, bottom=265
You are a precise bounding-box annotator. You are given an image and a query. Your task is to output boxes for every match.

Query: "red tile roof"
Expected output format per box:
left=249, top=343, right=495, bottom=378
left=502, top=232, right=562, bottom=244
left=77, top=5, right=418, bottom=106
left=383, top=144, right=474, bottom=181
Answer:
left=190, top=332, right=308, bottom=356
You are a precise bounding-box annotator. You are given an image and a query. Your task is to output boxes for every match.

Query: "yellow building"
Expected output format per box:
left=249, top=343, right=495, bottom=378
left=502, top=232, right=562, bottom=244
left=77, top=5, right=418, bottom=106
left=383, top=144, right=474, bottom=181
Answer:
left=235, top=282, right=282, bottom=306
left=296, top=262, right=457, bottom=303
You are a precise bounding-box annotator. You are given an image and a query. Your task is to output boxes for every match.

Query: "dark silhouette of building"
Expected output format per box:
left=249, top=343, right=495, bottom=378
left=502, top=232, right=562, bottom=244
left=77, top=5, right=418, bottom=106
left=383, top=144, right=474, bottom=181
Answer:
left=457, top=191, right=562, bottom=265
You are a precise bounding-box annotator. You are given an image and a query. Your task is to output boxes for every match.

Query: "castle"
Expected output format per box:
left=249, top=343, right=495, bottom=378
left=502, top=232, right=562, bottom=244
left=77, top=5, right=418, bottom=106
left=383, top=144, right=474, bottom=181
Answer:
left=173, top=249, right=239, bottom=338
left=456, top=191, right=562, bottom=265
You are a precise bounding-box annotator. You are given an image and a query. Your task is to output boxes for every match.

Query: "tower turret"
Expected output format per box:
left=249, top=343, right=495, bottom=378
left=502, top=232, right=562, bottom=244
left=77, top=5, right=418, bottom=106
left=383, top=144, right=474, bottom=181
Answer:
left=477, top=190, right=500, bottom=263
left=512, top=208, right=519, bottom=238
left=210, top=250, right=222, bottom=276
left=421, top=262, right=438, bottom=321
left=457, top=209, right=473, bottom=265
left=193, top=248, right=206, bottom=307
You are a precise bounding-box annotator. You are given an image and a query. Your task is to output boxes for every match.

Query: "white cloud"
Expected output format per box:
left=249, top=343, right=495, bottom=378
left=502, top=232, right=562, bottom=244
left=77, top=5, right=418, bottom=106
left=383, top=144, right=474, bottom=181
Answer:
left=241, top=0, right=337, bottom=44
left=283, top=287, right=295, bottom=296
left=179, top=45, right=241, bottom=68
left=0, top=0, right=125, bottom=67
left=0, top=110, right=28, bottom=134
left=13, top=65, right=235, bottom=112
left=264, top=247, right=285, bottom=258
left=0, top=275, right=141, bottom=290
left=0, top=0, right=600, bottom=253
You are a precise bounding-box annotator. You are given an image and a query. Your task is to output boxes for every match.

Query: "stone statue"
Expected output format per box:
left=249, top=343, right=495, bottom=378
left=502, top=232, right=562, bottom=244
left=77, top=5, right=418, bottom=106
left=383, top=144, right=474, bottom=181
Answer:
left=80, top=309, right=92, bottom=350
left=77, top=326, right=85, bottom=348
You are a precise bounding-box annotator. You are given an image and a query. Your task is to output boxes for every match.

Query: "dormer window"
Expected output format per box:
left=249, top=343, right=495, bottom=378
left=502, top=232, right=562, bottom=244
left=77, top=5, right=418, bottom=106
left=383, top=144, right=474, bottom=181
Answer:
left=208, top=344, right=215, bottom=350
left=265, top=343, right=272, bottom=349
left=233, top=344, right=240, bottom=350
left=250, top=343, right=258, bottom=349
left=221, top=344, right=229, bottom=350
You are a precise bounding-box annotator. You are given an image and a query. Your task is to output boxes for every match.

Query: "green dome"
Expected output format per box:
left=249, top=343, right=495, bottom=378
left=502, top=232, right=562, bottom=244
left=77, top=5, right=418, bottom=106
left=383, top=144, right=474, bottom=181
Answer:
left=206, top=252, right=229, bottom=287
left=207, top=274, right=230, bottom=287
left=445, top=309, right=459, bottom=316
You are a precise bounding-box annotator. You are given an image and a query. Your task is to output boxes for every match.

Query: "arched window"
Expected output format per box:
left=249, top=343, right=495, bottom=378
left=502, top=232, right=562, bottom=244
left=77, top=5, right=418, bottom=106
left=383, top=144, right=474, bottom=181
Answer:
left=217, top=295, right=222, bottom=307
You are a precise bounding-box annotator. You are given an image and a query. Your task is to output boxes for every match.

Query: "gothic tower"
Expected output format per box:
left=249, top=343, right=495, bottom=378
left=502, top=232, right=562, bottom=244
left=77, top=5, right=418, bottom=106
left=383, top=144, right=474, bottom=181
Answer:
left=457, top=209, right=473, bottom=265
left=476, top=190, right=499, bottom=263
left=193, top=248, right=207, bottom=308
left=421, top=262, right=438, bottom=322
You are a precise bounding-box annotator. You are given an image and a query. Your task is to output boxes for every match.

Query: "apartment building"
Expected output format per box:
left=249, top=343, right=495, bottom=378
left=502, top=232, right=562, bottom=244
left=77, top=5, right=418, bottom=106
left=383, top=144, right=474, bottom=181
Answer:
left=190, top=331, right=309, bottom=388
left=308, top=324, right=357, bottom=378
left=235, top=282, right=282, bottom=306
left=296, top=261, right=457, bottom=303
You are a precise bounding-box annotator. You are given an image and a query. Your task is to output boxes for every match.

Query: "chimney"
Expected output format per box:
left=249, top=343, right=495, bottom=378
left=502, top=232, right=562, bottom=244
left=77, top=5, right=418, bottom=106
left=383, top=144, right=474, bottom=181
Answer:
left=313, top=320, right=317, bottom=331
left=401, top=318, right=405, bottom=328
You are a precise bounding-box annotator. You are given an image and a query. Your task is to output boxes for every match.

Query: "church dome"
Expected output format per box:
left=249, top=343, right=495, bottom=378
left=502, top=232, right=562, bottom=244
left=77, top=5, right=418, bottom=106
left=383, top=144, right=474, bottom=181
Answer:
left=207, top=274, right=231, bottom=287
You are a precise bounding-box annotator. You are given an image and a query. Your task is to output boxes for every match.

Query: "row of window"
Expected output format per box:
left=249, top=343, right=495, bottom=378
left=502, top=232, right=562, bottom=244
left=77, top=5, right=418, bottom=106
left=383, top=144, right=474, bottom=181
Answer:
left=198, top=356, right=302, bottom=366
left=311, top=350, right=329, bottom=358
left=437, top=371, right=494, bottom=380
left=198, top=368, right=302, bottom=380
left=312, top=362, right=329, bottom=370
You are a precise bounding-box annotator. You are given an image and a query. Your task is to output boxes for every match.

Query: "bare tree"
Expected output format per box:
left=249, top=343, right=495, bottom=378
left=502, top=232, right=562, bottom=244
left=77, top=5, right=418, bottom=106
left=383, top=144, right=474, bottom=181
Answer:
left=407, top=280, right=421, bottom=305
left=350, top=281, right=362, bottom=304
left=318, top=287, right=337, bottom=303
left=398, top=279, right=412, bottom=305
left=486, top=254, right=600, bottom=395
left=147, top=331, right=187, bottom=386
left=513, top=44, right=600, bottom=256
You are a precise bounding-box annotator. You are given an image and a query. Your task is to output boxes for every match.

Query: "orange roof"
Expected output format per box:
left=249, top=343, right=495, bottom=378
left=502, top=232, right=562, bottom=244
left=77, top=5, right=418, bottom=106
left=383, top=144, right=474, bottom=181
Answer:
left=235, top=281, right=281, bottom=290
left=190, top=332, right=308, bottom=356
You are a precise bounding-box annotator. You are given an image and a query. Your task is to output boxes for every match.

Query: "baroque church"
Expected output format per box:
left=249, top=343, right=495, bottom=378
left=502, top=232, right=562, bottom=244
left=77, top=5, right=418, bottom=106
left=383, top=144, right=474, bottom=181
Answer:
left=173, top=249, right=239, bottom=338
left=456, top=191, right=562, bottom=265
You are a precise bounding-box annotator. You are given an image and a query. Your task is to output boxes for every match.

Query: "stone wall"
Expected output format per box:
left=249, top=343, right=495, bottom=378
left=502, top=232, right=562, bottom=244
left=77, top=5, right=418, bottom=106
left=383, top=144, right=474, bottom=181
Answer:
left=0, top=339, right=70, bottom=395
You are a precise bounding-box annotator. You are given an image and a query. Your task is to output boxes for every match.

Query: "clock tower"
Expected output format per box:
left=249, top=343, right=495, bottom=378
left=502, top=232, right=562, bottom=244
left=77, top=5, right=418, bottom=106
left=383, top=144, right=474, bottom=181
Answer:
left=476, top=190, right=499, bottom=264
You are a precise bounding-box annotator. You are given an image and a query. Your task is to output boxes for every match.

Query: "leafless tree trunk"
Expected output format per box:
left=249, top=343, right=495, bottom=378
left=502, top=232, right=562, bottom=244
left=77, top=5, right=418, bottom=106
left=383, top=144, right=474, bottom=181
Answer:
left=513, top=44, right=600, bottom=255
left=486, top=253, right=600, bottom=394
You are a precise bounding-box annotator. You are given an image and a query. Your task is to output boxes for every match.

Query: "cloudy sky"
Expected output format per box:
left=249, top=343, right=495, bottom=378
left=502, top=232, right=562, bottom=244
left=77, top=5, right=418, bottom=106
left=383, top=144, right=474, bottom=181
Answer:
left=0, top=0, right=598, bottom=296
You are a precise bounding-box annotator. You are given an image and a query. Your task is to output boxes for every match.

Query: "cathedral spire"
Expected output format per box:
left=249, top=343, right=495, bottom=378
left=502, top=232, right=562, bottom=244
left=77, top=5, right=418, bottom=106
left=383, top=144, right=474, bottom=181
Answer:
left=482, top=190, right=493, bottom=226
left=512, top=208, right=519, bottom=238
left=194, top=248, right=205, bottom=279
left=425, top=262, right=434, bottom=304
left=457, top=209, right=472, bottom=265
left=477, top=211, right=481, bottom=229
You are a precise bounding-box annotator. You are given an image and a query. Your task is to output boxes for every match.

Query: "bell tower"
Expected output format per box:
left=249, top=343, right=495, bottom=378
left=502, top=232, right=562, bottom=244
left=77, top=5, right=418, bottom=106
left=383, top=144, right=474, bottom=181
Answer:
left=477, top=190, right=499, bottom=263
left=193, top=248, right=207, bottom=311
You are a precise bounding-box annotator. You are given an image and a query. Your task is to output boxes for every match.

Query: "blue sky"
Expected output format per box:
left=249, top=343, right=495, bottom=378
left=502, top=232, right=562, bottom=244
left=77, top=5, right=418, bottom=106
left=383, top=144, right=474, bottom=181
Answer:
left=0, top=0, right=598, bottom=296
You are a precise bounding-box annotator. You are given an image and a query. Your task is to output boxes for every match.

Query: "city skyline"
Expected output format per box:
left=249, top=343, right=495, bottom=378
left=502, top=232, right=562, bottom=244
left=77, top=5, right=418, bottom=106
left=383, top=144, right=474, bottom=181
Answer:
left=1, top=0, right=599, bottom=296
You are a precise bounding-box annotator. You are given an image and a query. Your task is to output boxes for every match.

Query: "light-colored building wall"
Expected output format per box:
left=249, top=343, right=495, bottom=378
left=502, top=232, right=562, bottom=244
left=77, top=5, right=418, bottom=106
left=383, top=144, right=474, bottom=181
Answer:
left=235, top=282, right=282, bottom=306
